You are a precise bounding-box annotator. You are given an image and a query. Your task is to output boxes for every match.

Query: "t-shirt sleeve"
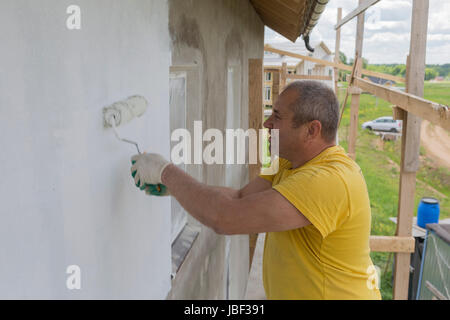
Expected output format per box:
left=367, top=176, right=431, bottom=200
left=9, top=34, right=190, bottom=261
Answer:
left=259, top=173, right=275, bottom=183
left=273, top=168, right=350, bottom=238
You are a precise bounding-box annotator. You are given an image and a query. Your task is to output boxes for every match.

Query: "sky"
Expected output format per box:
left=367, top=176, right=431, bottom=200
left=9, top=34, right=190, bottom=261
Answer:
left=264, top=0, right=450, bottom=65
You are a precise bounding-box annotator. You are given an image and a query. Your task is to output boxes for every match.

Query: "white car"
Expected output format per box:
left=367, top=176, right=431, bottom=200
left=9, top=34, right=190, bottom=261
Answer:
left=362, top=116, right=402, bottom=133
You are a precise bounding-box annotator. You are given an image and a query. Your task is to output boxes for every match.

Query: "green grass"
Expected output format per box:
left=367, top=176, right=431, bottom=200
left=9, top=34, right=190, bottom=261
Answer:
left=338, top=81, right=450, bottom=300
left=423, top=81, right=450, bottom=104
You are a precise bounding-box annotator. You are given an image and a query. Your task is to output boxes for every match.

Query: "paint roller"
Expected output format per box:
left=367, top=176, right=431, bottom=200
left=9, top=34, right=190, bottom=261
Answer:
left=103, top=96, right=165, bottom=193
left=103, top=95, right=148, bottom=153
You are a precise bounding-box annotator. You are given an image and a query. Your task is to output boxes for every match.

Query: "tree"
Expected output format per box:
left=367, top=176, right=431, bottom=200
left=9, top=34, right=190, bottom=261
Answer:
left=362, top=57, right=369, bottom=69
left=393, top=64, right=406, bottom=77
left=349, top=57, right=368, bottom=68
left=424, top=68, right=437, bottom=81
left=339, top=51, right=348, bottom=65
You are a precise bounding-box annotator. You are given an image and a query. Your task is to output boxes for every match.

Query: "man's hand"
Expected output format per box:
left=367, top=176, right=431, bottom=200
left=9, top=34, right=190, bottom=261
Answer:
left=130, top=153, right=171, bottom=188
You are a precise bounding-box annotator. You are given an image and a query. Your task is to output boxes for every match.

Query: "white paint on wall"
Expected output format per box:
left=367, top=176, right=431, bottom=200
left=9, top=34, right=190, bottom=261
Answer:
left=0, top=0, right=171, bottom=299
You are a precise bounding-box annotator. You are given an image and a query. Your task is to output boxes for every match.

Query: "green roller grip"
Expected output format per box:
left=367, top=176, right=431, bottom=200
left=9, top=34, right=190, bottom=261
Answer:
left=146, top=184, right=168, bottom=196
left=131, top=160, right=137, bottom=178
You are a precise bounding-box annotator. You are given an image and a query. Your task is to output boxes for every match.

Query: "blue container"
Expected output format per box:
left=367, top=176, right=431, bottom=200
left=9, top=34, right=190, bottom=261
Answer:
left=417, top=197, right=440, bottom=228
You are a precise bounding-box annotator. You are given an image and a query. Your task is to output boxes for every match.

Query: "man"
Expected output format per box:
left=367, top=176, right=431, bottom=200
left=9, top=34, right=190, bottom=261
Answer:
left=131, top=80, right=381, bottom=300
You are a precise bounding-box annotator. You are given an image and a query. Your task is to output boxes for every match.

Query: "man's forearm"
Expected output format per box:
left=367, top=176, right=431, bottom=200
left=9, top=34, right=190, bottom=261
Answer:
left=161, top=164, right=236, bottom=233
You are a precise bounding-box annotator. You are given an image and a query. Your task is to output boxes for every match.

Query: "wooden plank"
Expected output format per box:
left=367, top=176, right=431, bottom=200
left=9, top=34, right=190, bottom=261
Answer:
left=338, top=57, right=358, bottom=128
left=248, top=58, right=264, bottom=271
left=264, top=45, right=405, bottom=83
left=347, top=94, right=360, bottom=160
left=271, top=70, right=280, bottom=107
left=353, top=78, right=450, bottom=132
left=369, top=236, right=415, bottom=253
left=286, top=74, right=332, bottom=81
left=348, top=1, right=365, bottom=160
left=248, top=58, right=263, bottom=178
left=354, top=3, right=365, bottom=77
left=280, top=62, right=287, bottom=91
left=338, top=57, right=359, bottom=128
left=264, top=66, right=281, bottom=70
left=335, top=0, right=381, bottom=30
left=348, top=86, right=362, bottom=94
left=394, top=0, right=430, bottom=301
left=265, top=44, right=351, bottom=69
left=392, top=106, right=405, bottom=121
left=405, top=55, right=410, bottom=94
left=391, top=56, right=408, bottom=123
left=425, top=281, right=449, bottom=300
left=393, top=253, right=412, bottom=300
left=334, top=8, right=342, bottom=94
left=356, top=66, right=404, bottom=83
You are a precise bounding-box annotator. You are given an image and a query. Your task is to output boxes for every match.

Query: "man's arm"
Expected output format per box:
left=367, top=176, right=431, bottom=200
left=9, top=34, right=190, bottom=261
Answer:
left=161, top=164, right=310, bottom=235
left=207, top=176, right=272, bottom=199
left=238, top=176, right=273, bottom=198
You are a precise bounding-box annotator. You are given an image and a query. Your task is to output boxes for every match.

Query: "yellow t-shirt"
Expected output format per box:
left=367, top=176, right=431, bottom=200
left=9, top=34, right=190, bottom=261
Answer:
left=260, top=145, right=381, bottom=300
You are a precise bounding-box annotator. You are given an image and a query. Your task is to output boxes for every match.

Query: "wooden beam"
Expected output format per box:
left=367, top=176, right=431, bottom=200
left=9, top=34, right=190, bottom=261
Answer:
left=348, top=0, right=365, bottom=160
left=264, top=45, right=405, bottom=83
left=335, top=0, right=381, bottom=30
left=369, top=236, right=415, bottom=253
left=271, top=70, right=280, bottom=106
left=338, top=58, right=360, bottom=128
left=264, top=65, right=281, bottom=70
left=391, top=56, right=409, bottom=124
left=353, top=78, right=450, bottom=132
left=248, top=58, right=263, bottom=271
left=425, top=281, right=449, bottom=300
left=286, top=74, right=332, bottom=81
left=265, top=44, right=349, bottom=69
left=280, top=62, right=287, bottom=91
left=248, top=59, right=263, bottom=141
left=392, top=106, right=405, bottom=121
left=334, top=8, right=342, bottom=94
left=347, top=96, right=359, bottom=160
left=394, top=0, right=430, bottom=301
left=355, top=66, right=404, bottom=83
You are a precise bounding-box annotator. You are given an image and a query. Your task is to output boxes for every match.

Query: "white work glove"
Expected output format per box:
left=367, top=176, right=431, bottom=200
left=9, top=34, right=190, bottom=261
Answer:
left=130, top=153, right=171, bottom=188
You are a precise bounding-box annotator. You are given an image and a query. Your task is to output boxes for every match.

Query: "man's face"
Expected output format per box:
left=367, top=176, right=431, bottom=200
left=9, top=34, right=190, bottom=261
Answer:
left=263, top=88, right=308, bottom=159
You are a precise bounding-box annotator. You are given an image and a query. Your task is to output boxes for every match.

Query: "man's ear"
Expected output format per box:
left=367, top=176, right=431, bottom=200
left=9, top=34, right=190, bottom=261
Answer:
left=307, top=120, right=322, bottom=140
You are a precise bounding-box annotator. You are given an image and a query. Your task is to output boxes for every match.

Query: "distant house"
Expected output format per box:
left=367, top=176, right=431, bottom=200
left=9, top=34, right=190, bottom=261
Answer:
left=263, top=41, right=335, bottom=107
left=432, top=76, right=444, bottom=82
left=295, top=41, right=334, bottom=83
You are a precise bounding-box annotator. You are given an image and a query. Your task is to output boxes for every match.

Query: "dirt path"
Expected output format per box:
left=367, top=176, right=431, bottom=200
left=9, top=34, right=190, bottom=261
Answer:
left=420, top=120, right=450, bottom=169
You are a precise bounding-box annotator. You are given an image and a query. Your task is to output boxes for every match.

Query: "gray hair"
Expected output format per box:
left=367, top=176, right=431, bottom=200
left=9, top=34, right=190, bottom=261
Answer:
left=284, top=80, right=339, bottom=142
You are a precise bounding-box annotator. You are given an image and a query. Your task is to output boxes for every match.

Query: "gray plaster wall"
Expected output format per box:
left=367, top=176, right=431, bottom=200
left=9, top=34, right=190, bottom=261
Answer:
left=167, top=0, right=264, bottom=299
